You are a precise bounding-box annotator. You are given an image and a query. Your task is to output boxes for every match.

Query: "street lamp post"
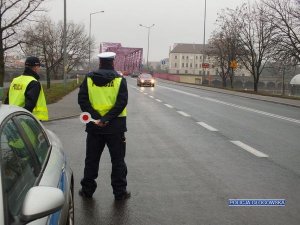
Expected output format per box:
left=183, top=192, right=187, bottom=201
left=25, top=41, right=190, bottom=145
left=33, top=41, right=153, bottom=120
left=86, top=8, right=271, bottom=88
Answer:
left=88, top=11, right=104, bottom=71
left=139, top=24, right=155, bottom=70
left=202, top=0, right=207, bottom=79
left=63, top=0, right=67, bottom=87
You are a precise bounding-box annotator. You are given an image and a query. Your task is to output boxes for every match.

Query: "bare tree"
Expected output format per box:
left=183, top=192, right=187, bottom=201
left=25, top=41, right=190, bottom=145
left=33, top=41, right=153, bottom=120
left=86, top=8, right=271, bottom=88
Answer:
left=262, top=0, right=300, bottom=63
left=22, top=17, right=90, bottom=88
left=210, top=9, right=241, bottom=88
left=0, top=0, right=44, bottom=86
left=209, top=32, right=230, bottom=87
left=233, top=3, right=277, bottom=92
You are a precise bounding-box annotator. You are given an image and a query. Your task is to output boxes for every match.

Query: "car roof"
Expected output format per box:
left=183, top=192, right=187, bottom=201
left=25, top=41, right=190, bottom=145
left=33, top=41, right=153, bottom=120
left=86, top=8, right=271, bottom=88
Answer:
left=0, top=104, right=29, bottom=122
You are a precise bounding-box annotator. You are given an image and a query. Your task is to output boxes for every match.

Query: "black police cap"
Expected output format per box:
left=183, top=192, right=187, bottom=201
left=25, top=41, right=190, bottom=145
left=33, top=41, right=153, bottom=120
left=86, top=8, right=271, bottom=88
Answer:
left=25, top=56, right=44, bottom=67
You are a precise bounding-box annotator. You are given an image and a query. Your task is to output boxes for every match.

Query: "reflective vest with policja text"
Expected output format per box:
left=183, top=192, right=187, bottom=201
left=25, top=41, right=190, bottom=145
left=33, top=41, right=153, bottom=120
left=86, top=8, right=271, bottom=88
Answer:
left=87, top=77, right=127, bottom=117
left=9, top=75, right=49, bottom=121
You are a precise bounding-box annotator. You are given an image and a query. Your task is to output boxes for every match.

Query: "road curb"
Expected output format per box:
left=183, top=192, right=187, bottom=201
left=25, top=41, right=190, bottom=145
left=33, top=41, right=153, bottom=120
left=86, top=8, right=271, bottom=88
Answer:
left=44, top=114, right=80, bottom=123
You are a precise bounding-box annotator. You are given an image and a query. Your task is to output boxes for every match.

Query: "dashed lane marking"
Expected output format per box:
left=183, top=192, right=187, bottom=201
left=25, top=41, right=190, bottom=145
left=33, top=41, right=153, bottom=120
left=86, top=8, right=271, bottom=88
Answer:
left=164, top=104, right=174, bottom=108
left=230, top=141, right=269, bottom=158
left=177, top=111, right=191, bottom=117
left=197, top=122, right=218, bottom=131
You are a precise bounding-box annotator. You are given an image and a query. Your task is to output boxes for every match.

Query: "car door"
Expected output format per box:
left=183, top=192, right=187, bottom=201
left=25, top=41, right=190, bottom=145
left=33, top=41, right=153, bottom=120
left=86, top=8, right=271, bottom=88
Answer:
left=0, top=112, right=53, bottom=225
left=0, top=115, right=40, bottom=225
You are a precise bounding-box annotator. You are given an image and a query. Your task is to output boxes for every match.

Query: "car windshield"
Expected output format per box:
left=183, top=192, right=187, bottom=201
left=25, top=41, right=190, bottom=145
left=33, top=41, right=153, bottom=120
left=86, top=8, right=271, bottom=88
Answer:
left=140, top=74, right=152, bottom=79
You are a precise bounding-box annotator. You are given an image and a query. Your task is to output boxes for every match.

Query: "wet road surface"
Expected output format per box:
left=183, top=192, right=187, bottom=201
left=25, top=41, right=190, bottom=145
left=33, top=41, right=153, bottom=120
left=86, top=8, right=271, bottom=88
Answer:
left=44, top=78, right=300, bottom=225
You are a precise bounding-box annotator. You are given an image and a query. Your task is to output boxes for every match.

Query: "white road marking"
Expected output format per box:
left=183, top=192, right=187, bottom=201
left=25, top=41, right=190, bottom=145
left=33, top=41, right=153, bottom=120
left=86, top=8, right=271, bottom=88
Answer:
left=156, top=99, right=162, bottom=102
left=144, top=92, right=148, bottom=95
left=177, top=111, right=191, bottom=117
left=164, top=104, right=174, bottom=108
left=158, top=85, right=300, bottom=125
left=149, top=95, right=154, bottom=98
left=197, top=122, right=218, bottom=131
left=230, top=141, right=269, bottom=158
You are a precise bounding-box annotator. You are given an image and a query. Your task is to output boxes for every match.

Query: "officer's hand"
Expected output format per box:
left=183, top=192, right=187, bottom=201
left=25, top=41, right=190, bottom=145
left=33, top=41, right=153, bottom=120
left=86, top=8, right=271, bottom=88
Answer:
left=98, top=121, right=107, bottom=127
left=94, top=120, right=107, bottom=127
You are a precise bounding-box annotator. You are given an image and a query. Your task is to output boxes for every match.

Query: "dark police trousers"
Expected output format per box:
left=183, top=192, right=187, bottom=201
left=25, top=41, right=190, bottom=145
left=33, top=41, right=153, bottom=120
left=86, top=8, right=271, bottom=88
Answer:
left=81, top=132, right=127, bottom=197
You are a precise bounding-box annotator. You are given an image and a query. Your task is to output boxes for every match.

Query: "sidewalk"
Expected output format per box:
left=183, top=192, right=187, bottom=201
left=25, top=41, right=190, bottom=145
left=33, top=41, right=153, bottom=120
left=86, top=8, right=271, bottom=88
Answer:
left=47, top=88, right=81, bottom=121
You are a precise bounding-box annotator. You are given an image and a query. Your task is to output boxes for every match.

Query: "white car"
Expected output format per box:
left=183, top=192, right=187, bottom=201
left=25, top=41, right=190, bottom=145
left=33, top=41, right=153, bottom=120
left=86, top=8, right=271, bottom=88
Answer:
left=0, top=104, right=74, bottom=225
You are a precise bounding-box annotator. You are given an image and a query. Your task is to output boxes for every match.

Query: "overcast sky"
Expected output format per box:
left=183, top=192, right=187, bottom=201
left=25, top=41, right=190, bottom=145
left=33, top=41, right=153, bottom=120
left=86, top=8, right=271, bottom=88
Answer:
left=45, top=0, right=250, bottom=62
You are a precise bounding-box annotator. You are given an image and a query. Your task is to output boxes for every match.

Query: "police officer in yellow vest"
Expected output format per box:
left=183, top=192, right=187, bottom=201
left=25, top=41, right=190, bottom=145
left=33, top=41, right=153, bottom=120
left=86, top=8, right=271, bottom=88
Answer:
left=5, top=56, right=48, bottom=121
left=78, top=52, right=130, bottom=201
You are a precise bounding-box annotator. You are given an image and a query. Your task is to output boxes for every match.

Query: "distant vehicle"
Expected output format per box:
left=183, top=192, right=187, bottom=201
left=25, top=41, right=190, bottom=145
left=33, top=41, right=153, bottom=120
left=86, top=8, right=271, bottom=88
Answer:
left=130, top=71, right=140, bottom=78
left=137, top=73, right=155, bottom=87
left=0, top=104, right=74, bottom=225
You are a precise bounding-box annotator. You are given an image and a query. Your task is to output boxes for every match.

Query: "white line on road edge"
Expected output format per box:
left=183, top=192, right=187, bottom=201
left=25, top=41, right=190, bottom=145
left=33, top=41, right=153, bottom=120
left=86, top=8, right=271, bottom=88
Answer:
left=158, top=85, right=300, bottom=125
left=149, top=96, right=154, bottom=98
left=164, top=104, right=174, bottom=108
left=177, top=111, right=191, bottom=117
left=197, top=122, right=218, bottom=131
left=204, top=97, right=300, bottom=124
left=156, top=99, right=162, bottom=102
left=230, top=141, right=269, bottom=158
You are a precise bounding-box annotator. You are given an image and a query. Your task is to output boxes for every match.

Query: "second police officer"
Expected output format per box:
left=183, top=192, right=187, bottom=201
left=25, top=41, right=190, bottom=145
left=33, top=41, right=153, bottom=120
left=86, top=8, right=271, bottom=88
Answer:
left=5, top=56, right=48, bottom=121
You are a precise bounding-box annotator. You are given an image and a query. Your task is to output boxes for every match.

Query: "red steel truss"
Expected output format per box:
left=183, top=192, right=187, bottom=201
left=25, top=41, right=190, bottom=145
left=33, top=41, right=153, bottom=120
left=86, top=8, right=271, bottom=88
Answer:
left=100, top=42, right=143, bottom=74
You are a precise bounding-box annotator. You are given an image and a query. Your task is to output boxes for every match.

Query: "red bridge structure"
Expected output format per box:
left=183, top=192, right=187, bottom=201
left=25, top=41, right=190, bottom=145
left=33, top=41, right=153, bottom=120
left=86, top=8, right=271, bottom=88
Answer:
left=100, top=42, right=143, bottom=75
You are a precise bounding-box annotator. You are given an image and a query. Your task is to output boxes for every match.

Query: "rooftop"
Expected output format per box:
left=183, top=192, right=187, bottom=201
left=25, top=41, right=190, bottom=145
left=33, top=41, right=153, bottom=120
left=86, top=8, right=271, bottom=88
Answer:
left=170, top=43, right=214, bottom=54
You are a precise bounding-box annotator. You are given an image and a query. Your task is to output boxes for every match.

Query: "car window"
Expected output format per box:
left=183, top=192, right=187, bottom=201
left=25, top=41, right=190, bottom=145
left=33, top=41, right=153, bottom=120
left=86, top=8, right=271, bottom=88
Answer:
left=16, top=115, right=50, bottom=165
left=0, top=119, right=37, bottom=222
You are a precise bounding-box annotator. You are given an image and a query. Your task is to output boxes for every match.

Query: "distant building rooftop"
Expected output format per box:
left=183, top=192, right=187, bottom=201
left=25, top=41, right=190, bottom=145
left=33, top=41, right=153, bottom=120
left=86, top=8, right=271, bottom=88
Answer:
left=170, top=43, right=214, bottom=54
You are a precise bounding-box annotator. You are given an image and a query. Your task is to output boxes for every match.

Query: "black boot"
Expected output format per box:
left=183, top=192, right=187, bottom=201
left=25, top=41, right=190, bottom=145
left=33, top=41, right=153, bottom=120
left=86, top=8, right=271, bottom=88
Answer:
left=114, top=191, right=131, bottom=201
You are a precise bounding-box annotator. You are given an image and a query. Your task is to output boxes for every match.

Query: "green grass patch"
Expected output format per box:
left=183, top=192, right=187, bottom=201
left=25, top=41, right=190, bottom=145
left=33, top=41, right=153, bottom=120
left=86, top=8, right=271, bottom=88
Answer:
left=43, top=79, right=83, bottom=104
left=1, top=78, right=84, bottom=104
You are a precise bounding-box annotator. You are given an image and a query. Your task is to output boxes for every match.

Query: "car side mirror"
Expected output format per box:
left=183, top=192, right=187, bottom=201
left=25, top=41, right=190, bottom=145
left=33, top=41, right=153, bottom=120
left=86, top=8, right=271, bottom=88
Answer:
left=20, top=186, right=65, bottom=224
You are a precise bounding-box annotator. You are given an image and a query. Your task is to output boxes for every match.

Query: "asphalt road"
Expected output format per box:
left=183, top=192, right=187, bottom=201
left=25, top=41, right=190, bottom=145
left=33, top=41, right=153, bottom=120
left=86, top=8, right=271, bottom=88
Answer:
left=44, top=78, right=300, bottom=225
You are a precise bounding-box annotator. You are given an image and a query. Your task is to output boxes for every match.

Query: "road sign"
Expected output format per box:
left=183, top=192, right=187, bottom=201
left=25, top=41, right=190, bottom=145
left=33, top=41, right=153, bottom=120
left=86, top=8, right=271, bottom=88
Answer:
left=230, top=60, right=238, bottom=69
left=202, top=63, right=209, bottom=68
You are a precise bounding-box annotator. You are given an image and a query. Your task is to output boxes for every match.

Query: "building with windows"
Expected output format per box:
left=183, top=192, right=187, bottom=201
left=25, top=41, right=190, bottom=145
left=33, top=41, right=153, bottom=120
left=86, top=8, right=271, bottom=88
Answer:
left=168, top=43, right=217, bottom=76
left=5, top=53, right=24, bottom=68
left=168, top=43, right=250, bottom=78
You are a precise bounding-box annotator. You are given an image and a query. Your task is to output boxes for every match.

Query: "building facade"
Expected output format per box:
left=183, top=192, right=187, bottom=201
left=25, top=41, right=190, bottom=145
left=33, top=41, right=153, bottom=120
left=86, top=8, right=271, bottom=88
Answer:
left=168, top=43, right=250, bottom=78
left=169, top=43, right=217, bottom=76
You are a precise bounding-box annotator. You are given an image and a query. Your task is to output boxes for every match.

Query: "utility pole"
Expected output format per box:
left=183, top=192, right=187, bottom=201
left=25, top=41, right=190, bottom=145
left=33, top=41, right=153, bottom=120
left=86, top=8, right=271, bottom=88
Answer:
left=139, top=24, right=155, bottom=70
left=202, top=0, right=207, bottom=82
left=282, top=66, right=286, bottom=96
left=63, top=0, right=67, bottom=87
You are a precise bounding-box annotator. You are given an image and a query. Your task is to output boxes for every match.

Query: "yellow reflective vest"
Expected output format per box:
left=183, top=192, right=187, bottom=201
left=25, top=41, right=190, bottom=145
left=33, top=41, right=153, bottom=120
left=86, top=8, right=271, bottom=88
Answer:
left=9, top=75, right=49, bottom=121
left=87, top=77, right=127, bottom=117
